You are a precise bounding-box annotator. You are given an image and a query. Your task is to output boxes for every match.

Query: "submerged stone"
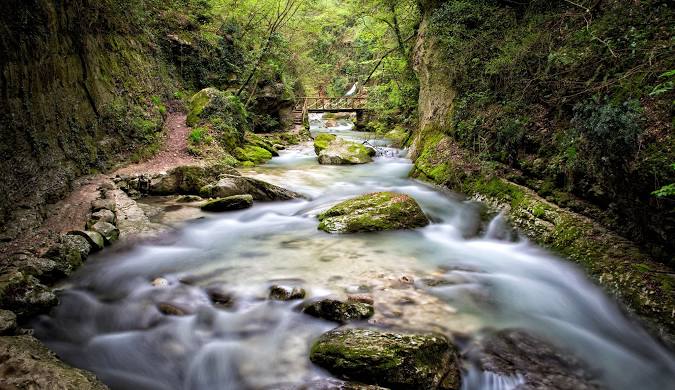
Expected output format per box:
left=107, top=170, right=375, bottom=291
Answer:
left=269, top=285, right=306, bottom=301
left=317, top=137, right=375, bottom=165
left=317, top=192, right=429, bottom=233
left=201, top=194, right=253, bottom=212
left=310, top=328, right=460, bottom=390
left=302, top=299, right=374, bottom=323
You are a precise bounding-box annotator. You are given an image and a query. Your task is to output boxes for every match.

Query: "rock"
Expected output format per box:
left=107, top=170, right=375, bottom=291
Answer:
left=91, top=198, right=116, bottom=212
left=176, top=195, right=203, bottom=203
left=68, top=230, right=105, bottom=251
left=90, top=221, right=120, bottom=244
left=273, top=144, right=285, bottom=151
left=318, top=138, right=375, bottom=165
left=45, top=234, right=91, bottom=271
left=0, top=272, right=58, bottom=320
left=314, top=133, right=337, bottom=155
left=201, top=194, right=253, bottom=212
left=302, top=299, right=374, bottom=323
left=206, top=286, right=236, bottom=308
left=88, top=209, right=116, bottom=226
left=273, top=378, right=388, bottom=389
left=1, top=253, right=67, bottom=284
left=347, top=294, right=374, bottom=305
left=158, top=302, right=190, bottom=316
left=464, top=329, right=600, bottom=390
left=269, top=285, right=306, bottom=301
left=317, top=192, right=430, bottom=233
left=310, top=328, right=460, bottom=390
left=0, top=310, right=17, bottom=335
left=151, top=277, right=169, bottom=287
left=0, top=335, right=107, bottom=389
left=149, top=164, right=239, bottom=195
left=200, top=175, right=302, bottom=201
left=384, top=127, right=409, bottom=148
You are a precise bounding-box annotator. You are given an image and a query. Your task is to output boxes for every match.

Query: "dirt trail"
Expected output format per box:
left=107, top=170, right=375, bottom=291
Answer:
left=0, top=111, right=199, bottom=258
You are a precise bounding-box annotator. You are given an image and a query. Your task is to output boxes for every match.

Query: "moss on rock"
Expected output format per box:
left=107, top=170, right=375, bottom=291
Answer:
left=314, top=133, right=337, bottom=155
left=201, top=194, right=253, bottom=212
left=309, top=328, right=460, bottom=390
left=317, top=137, right=375, bottom=165
left=318, top=192, right=429, bottom=233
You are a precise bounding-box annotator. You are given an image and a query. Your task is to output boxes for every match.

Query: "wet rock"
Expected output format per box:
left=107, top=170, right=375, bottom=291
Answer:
left=269, top=285, right=306, bottom=301
left=201, top=194, right=253, bottom=212
left=0, top=272, right=58, bottom=320
left=273, top=144, right=286, bottom=151
left=302, top=299, right=374, bottom=323
left=310, top=328, right=461, bottom=390
left=464, top=329, right=600, bottom=390
left=152, top=277, right=169, bottom=287
left=0, top=335, right=107, bottom=389
left=176, top=195, right=203, bottom=203
left=1, top=253, right=67, bottom=284
left=68, top=230, right=105, bottom=251
left=91, top=198, right=116, bottom=212
left=0, top=310, right=17, bottom=335
left=318, top=192, right=430, bottom=233
left=275, top=378, right=388, bottom=389
left=158, top=302, right=190, bottom=316
left=206, top=286, right=236, bottom=308
left=347, top=294, right=374, bottom=305
left=88, top=209, right=116, bottom=226
left=90, top=221, right=120, bottom=244
left=200, top=175, right=302, bottom=201
left=318, top=137, right=375, bottom=165
left=314, top=133, right=337, bottom=155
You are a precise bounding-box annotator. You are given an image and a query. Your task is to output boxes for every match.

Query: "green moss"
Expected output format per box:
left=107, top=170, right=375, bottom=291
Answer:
left=233, top=144, right=273, bottom=165
left=313, top=133, right=337, bottom=155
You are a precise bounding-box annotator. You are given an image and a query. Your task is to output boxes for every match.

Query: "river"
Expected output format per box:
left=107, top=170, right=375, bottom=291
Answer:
left=34, top=115, right=675, bottom=389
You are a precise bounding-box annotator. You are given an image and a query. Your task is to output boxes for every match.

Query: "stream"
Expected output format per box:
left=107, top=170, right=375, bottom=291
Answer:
left=35, top=115, right=675, bottom=389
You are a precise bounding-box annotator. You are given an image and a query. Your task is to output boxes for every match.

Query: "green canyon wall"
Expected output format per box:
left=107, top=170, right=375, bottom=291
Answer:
left=410, top=0, right=675, bottom=342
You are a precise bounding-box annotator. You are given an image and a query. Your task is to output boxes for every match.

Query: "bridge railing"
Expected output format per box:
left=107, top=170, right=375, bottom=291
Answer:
left=296, top=96, right=367, bottom=111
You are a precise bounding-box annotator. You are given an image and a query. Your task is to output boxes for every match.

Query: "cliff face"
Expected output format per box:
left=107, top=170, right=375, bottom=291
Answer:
left=410, top=0, right=675, bottom=342
left=0, top=0, right=173, bottom=241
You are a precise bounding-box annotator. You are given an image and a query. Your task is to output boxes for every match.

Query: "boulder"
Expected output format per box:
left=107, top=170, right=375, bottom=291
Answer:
left=200, top=175, right=302, bottom=201
left=269, top=285, right=306, bottom=301
left=0, top=309, right=17, bottom=335
left=88, top=209, right=116, bottom=226
left=91, top=198, right=116, bottom=212
left=176, top=195, right=203, bottom=203
left=149, top=165, right=238, bottom=195
left=318, top=138, right=375, bottom=165
left=464, top=329, right=600, bottom=389
left=310, top=328, right=460, bottom=390
left=45, top=234, right=91, bottom=270
left=0, top=335, right=107, bottom=389
left=90, top=221, right=120, bottom=244
left=0, top=272, right=58, bottom=320
left=302, top=299, right=373, bottom=323
left=201, top=194, right=253, bottom=212
left=317, top=192, right=429, bottom=233
left=1, top=253, right=67, bottom=284
left=68, top=230, right=105, bottom=251
left=314, top=133, right=337, bottom=155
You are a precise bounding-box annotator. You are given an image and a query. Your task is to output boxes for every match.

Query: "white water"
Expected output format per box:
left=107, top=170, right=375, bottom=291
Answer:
left=35, top=116, right=675, bottom=389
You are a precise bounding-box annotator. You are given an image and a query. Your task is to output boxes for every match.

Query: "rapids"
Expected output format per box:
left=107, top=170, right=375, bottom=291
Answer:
left=35, top=115, right=675, bottom=389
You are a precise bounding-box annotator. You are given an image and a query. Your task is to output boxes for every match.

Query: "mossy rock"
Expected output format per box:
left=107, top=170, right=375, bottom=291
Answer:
left=318, top=192, right=429, bottom=233
left=309, top=328, right=461, bottom=390
left=187, top=87, right=221, bottom=127
left=0, top=335, right=107, bottom=389
left=201, top=194, right=253, bottom=212
left=314, top=133, right=337, bottom=155
left=149, top=164, right=238, bottom=195
left=384, top=127, right=410, bottom=148
left=0, top=272, right=58, bottom=320
left=233, top=144, right=274, bottom=165
left=199, top=175, right=302, bottom=201
left=317, top=137, right=375, bottom=165
left=302, top=299, right=374, bottom=323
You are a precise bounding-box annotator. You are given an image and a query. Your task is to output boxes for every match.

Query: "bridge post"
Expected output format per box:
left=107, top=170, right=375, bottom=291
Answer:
left=355, top=110, right=370, bottom=132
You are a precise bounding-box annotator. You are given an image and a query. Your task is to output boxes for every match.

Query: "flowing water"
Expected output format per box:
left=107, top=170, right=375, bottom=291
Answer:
left=35, top=115, right=675, bottom=389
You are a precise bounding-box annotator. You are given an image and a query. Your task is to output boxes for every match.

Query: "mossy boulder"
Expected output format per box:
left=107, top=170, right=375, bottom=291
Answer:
left=233, top=144, right=274, bottom=166
left=68, top=230, right=105, bottom=251
left=317, top=137, right=376, bottom=165
left=0, top=272, right=57, bottom=320
left=314, top=133, right=337, bottom=155
left=318, top=192, right=429, bottom=233
left=309, top=328, right=461, bottom=390
left=187, top=87, right=221, bottom=127
left=201, top=194, right=253, bottom=212
left=149, top=164, right=238, bottom=195
left=302, top=299, right=374, bottom=323
left=199, top=175, right=302, bottom=201
left=0, top=335, right=107, bottom=389
left=90, top=221, right=119, bottom=245
left=384, top=126, right=409, bottom=148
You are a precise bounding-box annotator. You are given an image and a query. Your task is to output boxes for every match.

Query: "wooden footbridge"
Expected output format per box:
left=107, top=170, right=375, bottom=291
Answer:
left=292, top=97, right=368, bottom=126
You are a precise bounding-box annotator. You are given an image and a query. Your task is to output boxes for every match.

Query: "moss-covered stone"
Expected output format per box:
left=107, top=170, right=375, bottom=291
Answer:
left=302, top=299, right=374, bottom=323
left=199, top=175, right=302, bottom=201
left=317, top=137, right=375, bottom=165
left=309, top=328, right=460, bottom=390
left=384, top=126, right=410, bottom=148
left=314, top=133, right=337, bottom=155
left=233, top=144, right=274, bottom=165
left=201, top=194, right=253, bottom=212
left=0, top=272, right=58, bottom=321
left=0, top=335, right=107, bottom=389
left=318, top=192, right=429, bottom=233
left=187, top=87, right=221, bottom=127
left=149, top=164, right=238, bottom=195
